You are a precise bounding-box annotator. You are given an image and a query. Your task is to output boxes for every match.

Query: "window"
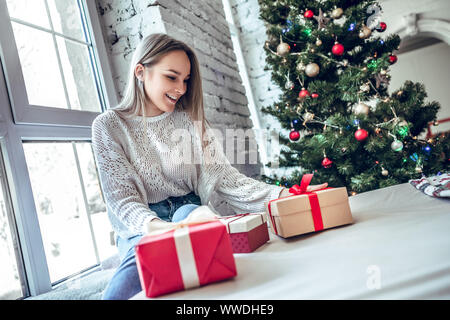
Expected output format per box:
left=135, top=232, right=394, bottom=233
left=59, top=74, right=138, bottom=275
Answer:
left=0, top=150, right=27, bottom=299
left=23, top=142, right=114, bottom=284
left=1, top=0, right=117, bottom=127
left=0, top=0, right=117, bottom=297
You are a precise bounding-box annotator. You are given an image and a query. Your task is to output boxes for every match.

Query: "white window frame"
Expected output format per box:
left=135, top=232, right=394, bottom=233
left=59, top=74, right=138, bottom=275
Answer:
left=0, top=0, right=117, bottom=297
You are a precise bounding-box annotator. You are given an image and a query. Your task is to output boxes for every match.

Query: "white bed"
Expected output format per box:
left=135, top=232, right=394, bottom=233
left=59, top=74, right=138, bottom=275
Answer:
left=132, top=183, right=450, bottom=300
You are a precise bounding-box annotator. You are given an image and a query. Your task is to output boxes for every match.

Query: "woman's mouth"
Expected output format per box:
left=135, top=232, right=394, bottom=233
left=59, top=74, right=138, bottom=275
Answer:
left=165, top=93, right=178, bottom=104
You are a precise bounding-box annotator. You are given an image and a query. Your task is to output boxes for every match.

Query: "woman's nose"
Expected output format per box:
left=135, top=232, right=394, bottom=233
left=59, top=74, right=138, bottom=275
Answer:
left=175, top=82, right=186, bottom=95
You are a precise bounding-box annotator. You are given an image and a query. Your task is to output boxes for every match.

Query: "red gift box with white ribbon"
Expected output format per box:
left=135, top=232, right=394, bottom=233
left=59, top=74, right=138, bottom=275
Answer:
left=218, top=213, right=269, bottom=253
left=135, top=207, right=237, bottom=298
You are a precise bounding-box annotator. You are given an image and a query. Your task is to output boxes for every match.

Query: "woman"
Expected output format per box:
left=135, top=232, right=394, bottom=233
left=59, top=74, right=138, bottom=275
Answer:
left=92, top=33, right=327, bottom=299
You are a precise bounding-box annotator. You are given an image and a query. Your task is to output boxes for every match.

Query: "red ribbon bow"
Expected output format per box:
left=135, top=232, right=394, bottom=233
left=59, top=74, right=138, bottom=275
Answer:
left=268, top=173, right=328, bottom=235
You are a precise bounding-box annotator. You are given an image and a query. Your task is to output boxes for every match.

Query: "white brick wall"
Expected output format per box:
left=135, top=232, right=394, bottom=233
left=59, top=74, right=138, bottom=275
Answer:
left=229, top=0, right=293, bottom=179
left=95, top=0, right=265, bottom=214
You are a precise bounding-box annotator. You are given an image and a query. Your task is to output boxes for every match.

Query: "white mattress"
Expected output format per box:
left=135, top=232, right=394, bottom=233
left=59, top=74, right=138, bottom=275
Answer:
left=132, top=183, right=450, bottom=300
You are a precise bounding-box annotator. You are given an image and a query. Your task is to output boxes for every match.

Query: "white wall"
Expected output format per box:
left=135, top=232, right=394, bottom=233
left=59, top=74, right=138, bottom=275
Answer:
left=379, top=0, right=450, bottom=135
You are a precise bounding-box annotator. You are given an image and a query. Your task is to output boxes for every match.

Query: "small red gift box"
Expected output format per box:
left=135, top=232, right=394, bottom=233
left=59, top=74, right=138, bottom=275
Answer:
left=219, top=213, right=269, bottom=253
left=135, top=220, right=237, bottom=298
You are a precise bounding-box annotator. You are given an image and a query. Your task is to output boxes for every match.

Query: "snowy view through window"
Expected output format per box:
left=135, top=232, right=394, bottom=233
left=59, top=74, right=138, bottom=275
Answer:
left=23, top=142, right=115, bottom=284
left=0, top=172, right=23, bottom=299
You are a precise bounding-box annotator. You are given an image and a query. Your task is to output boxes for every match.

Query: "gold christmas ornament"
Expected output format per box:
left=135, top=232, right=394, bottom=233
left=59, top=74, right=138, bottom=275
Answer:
left=381, top=167, right=389, bottom=176
left=304, top=112, right=314, bottom=121
left=398, top=120, right=408, bottom=127
left=277, top=41, right=291, bottom=57
left=315, top=38, right=322, bottom=46
left=331, top=7, right=343, bottom=19
left=305, top=63, right=320, bottom=77
left=360, top=83, right=370, bottom=92
left=353, top=102, right=370, bottom=115
left=415, top=166, right=423, bottom=174
left=359, top=26, right=372, bottom=39
left=296, top=61, right=306, bottom=73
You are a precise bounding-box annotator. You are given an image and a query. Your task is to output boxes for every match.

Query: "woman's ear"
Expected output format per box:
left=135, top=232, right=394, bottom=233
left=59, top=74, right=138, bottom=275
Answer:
left=134, top=63, right=145, bottom=82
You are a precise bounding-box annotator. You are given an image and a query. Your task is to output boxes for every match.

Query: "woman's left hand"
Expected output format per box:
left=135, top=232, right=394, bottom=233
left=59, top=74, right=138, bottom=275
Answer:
left=306, top=182, right=328, bottom=192
left=279, top=182, right=328, bottom=198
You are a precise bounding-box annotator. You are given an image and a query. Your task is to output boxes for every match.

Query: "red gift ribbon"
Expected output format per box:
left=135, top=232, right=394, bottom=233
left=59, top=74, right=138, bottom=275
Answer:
left=267, top=174, right=328, bottom=235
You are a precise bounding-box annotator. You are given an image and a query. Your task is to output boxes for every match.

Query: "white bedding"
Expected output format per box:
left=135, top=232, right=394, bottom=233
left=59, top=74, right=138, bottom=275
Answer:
left=132, top=183, right=450, bottom=300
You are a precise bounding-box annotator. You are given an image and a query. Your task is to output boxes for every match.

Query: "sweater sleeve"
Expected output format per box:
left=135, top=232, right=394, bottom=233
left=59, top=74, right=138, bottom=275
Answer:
left=198, top=123, right=284, bottom=214
left=91, top=115, right=160, bottom=238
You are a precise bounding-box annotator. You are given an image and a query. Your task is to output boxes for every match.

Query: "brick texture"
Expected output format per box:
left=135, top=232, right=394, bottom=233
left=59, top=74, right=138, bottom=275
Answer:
left=95, top=0, right=267, bottom=215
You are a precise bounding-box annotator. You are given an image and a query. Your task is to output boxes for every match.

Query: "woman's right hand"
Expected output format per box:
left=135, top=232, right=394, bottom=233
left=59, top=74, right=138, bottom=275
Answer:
left=146, top=218, right=175, bottom=234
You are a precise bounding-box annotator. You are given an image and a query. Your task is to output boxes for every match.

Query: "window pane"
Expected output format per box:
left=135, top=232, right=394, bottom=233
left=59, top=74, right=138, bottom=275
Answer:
left=48, top=0, right=85, bottom=41
left=11, top=22, right=67, bottom=109
left=56, top=36, right=102, bottom=112
left=6, top=0, right=51, bottom=29
left=0, top=160, right=24, bottom=299
left=75, top=143, right=115, bottom=262
left=23, top=142, right=113, bottom=283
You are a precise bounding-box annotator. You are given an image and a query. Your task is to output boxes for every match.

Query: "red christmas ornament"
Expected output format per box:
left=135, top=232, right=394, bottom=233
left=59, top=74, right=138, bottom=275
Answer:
left=311, top=93, right=319, bottom=98
left=322, top=157, right=333, bottom=168
left=389, top=54, right=398, bottom=64
left=299, top=88, right=310, bottom=99
left=355, top=128, right=369, bottom=141
left=376, top=22, right=387, bottom=32
left=304, top=10, right=314, bottom=19
left=289, top=129, right=300, bottom=141
left=332, top=42, right=345, bottom=56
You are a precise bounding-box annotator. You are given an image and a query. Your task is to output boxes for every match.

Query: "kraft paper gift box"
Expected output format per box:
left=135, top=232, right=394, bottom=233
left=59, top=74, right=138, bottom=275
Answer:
left=135, top=207, right=237, bottom=298
left=265, top=174, right=353, bottom=238
left=219, top=213, right=269, bottom=253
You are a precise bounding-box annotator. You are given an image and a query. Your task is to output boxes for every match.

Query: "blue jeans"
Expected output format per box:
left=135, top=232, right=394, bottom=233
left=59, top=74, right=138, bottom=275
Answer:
left=102, top=192, right=201, bottom=300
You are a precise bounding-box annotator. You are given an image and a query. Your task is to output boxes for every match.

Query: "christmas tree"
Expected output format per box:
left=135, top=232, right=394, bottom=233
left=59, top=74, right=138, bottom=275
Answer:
left=258, top=0, right=450, bottom=194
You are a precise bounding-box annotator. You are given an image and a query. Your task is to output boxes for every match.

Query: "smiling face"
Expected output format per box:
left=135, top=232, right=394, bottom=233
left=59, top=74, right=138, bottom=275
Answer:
left=135, top=50, right=191, bottom=116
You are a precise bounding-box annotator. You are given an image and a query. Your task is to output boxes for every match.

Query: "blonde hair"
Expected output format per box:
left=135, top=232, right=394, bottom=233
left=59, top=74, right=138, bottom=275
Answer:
left=111, top=33, right=209, bottom=148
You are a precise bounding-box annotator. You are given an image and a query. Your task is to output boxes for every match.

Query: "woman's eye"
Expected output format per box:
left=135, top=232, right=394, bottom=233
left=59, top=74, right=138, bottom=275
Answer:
left=166, top=76, right=176, bottom=80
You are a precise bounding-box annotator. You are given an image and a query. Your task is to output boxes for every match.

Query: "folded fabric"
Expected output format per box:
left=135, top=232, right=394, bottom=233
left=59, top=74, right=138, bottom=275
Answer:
left=409, top=173, right=450, bottom=198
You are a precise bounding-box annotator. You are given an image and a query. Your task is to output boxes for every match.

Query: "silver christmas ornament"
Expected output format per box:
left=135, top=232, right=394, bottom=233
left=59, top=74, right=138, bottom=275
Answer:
left=391, top=140, right=404, bottom=152
left=285, top=80, right=295, bottom=90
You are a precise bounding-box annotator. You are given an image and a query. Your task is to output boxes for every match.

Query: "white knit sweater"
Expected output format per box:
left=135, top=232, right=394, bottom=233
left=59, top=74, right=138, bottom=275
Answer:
left=91, top=109, right=283, bottom=239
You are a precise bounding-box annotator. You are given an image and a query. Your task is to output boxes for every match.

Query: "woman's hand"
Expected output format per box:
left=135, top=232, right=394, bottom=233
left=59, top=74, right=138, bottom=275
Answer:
left=278, top=182, right=328, bottom=198
left=146, top=218, right=175, bottom=234
left=307, top=182, right=328, bottom=192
